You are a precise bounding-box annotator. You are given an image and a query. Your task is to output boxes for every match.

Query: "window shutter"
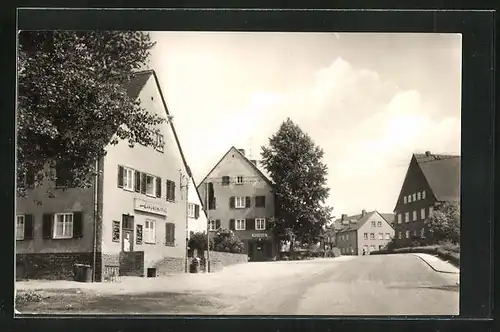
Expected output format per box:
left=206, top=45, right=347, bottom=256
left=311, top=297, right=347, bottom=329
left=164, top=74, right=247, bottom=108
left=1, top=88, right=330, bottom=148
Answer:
left=247, top=218, right=255, bottom=230
left=266, top=219, right=272, bottom=230
left=156, top=177, right=162, bottom=198
left=117, top=166, right=124, bottom=188
left=245, top=196, right=251, bottom=208
left=229, top=219, right=235, bottom=230
left=216, top=219, right=221, bottom=229
left=172, top=182, right=176, bottom=201
left=194, top=205, right=200, bottom=219
left=229, top=197, right=235, bottom=209
left=134, top=171, right=141, bottom=192
left=141, top=173, right=147, bottom=194
left=165, top=223, right=175, bottom=246
left=73, top=212, right=83, bottom=238
left=24, top=214, right=34, bottom=240
left=261, top=196, right=266, bottom=207
left=42, top=214, right=53, bottom=239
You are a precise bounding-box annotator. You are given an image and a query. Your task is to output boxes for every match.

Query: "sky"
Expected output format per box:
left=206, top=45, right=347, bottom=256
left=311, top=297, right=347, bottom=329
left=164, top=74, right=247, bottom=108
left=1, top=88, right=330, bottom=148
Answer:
left=149, top=32, right=462, bottom=217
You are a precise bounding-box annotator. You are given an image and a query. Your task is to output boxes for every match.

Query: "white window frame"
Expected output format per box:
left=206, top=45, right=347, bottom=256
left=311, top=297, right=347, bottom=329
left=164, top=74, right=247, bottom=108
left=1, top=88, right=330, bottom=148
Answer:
left=208, top=219, right=216, bottom=231
left=371, top=221, right=376, bottom=227
left=429, top=206, right=434, bottom=215
left=378, top=233, right=383, bottom=240
left=235, top=196, right=246, bottom=209
left=405, top=230, right=410, bottom=239
left=412, top=210, right=417, bottom=221
left=144, top=219, right=156, bottom=244
left=420, top=208, right=426, bottom=220
left=363, top=233, right=368, bottom=240
left=412, top=193, right=416, bottom=201
left=255, top=218, right=266, bottom=230
left=145, top=174, right=156, bottom=197
left=188, top=203, right=196, bottom=218
left=408, top=195, right=412, bottom=203
left=370, top=245, right=376, bottom=252
left=377, top=221, right=382, bottom=227
left=421, top=228, right=426, bottom=238
left=385, top=233, right=391, bottom=240
left=53, top=213, right=74, bottom=239
left=236, top=176, right=244, bottom=185
left=398, top=213, right=402, bottom=224
left=16, top=215, right=25, bottom=240
left=417, top=192, right=421, bottom=200
left=398, top=232, right=402, bottom=239
left=155, top=132, right=164, bottom=153
left=403, top=196, right=407, bottom=204
left=123, top=167, right=134, bottom=191
left=370, top=233, right=375, bottom=240
left=422, top=190, right=426, bottom=199
left=405, top=212, right=410, bottom=223
left=235, top=219, right=246, bottom=230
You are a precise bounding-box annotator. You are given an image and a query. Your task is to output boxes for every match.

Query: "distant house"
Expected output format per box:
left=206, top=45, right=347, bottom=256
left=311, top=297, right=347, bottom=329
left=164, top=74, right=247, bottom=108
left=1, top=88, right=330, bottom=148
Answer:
left=393, top=151, right=460, bottom=245
left=187, top=175, right=208, bottom=235
left=16, top=70, right=192, bottom=281
left=197, top=147, right=276, bottom=262
left=334, top=210, right=395, bottom=255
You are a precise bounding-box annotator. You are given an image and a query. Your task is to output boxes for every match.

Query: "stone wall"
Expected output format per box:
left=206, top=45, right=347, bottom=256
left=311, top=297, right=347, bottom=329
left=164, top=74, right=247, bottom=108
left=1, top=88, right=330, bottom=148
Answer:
left=119, top=251, right=144, bottom=277
left=152, top=256, right=186, bottom=275
left=200, top=251, right=248, bottom=272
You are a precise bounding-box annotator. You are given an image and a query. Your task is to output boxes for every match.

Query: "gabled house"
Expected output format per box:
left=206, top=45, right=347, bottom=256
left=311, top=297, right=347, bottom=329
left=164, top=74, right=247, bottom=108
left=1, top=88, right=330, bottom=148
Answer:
left=393, top=151, right=460, bottom=245
left=197, top=147, right=276, bottom=261
left=334, top=210, right=395, bottom=255
left=16, top=69, right=194, bottom=281
left=187, top=175, right=208, bottom=235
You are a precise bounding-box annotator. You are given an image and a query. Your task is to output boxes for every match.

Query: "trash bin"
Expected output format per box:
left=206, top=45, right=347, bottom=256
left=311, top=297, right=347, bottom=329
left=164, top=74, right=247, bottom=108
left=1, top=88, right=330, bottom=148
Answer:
left=73, top=263, right=93, bottom=282
left=189, top=257, right=200, bottom=273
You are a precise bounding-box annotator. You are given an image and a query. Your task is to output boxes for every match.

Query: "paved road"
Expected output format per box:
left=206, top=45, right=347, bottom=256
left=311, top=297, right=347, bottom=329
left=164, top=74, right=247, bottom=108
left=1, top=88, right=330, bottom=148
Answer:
left=220, top=254, right=459, bottom=316
left=17, top=254, right=459, bottom=316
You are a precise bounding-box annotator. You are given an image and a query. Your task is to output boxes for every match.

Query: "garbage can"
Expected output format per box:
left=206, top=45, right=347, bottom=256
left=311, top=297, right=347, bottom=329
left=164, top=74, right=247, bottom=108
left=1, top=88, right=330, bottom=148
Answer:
left=73, top=263, right=83, bottom=281
left=73, top=264, right=93, bottom=282
left=189, top=257, right=200, bottom=273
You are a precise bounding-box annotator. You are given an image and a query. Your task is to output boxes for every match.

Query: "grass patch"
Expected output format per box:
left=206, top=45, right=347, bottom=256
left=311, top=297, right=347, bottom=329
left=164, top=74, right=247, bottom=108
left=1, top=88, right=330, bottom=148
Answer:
left=370, top=245, right=460, bottom=268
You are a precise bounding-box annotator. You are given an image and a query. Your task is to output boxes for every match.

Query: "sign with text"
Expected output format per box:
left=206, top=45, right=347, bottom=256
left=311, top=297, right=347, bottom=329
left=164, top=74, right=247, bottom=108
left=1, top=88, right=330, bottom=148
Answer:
left=134, top=198, right=167, bottom=216
left=251, top=233, right=268, bottom=238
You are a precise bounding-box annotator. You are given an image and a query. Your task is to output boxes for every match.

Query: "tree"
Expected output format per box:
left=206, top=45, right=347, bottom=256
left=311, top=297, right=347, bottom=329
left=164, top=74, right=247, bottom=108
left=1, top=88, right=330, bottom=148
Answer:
left=260, top=118, right=333, bottom=245
left=188, top=231, right=214, bottom=252
left=212, top=229, right=244, bottom=254
left=17, top=31, right=164, bottom=197
left=426, top=202, right=460, bottom=244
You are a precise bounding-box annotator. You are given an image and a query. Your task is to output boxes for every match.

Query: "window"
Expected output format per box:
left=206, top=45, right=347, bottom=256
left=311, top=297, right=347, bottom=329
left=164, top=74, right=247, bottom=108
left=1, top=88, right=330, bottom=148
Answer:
left=236, top=176, right=243, bottom=185
left=370, top=245, right=376, bottom=252
left=255, top=196, right=266, bottom=207
left=429, top=206, right=434, bottom=215
left=405, top=212, right=410, bottom=222
left=188, top=203, right=196, bottom=218
left=413, top=229, right=417, bottom=237
left=145, top=174, right=156, bottom=196
left=235, top=196, right=246, bottom=208
left=398, top=214, right=402, bottom=224
left=255, top=218, right=266, bottom=230
left=16, top=215, right=25, bottom=240
left=412, top=193, right=416, bottom=201
left=166, top=180, right=176, bottom=201
left=371, top=221, right=376, bottom=227
left=235, top=219, right=246, bottom=230
left=403, top=196, right=407, bottom=204
left=378, top=233, right=383, bottom=240
left=422, top=190, right=426, bottom=199
left=222, top=176, right=230, bottom=186
left=370, top=233, right=375, bottom=240
left=363, top=245, right=368, bottom=253
left=363, top=233, right=368, bottom=240
left=377, top=221, right=382, bottom=227
left=412, top=210, right=417, bottom=221
left=144, top=220, right=156, bottom=244
left=405, top=230, right=410, bottom=239
left=165, top=222, right=175, bottom=246
left=408, top=195, right=412, bottom=203
left=421, top=208, right=426, bottom=220
left=421, top=228, right=426, bottom=238
left=379, top=245, right=384, bottom=250
left=398, top=232, right=402, bottom=239
left=54, top=213, right=73, bottom=239
left=385, top=233, right=390, bottom=240
left=155, top=132, right=164, bottom=153
left=208, top=219, right=217, bottom=231
left=417, top=192, right=421, bottom=200
left=122, top=167, right=134, bottom=191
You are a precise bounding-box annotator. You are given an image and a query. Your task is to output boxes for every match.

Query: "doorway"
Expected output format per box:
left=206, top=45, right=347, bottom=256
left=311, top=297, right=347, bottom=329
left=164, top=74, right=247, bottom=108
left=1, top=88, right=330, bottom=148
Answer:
left=121, top=214, right=134, bottom=252
left=250, top=239, right=268, bottom=262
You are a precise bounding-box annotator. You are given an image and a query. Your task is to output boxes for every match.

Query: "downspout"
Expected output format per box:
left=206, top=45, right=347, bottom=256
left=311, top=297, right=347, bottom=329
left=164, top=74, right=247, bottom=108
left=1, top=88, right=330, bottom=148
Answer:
left=92, top=158, right=99, bottom=282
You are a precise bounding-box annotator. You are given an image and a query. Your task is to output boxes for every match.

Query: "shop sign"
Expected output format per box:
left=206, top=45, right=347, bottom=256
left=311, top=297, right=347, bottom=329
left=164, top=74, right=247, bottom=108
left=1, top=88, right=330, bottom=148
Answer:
left=251, top=233, right=268, bottom=238
left=134, top=198, right=167, bottom=216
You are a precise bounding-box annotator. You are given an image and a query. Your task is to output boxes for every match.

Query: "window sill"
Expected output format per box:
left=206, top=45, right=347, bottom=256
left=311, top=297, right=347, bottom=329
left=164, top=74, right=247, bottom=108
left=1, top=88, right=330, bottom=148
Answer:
left=144, top=241, right=156, bottom=245
left=235, top=229, right=246, bottom=231
left=123, top=187, right=135, bottom=192
left=16, top=238, right=25, bottom=241
left=52, top=236, right=73, bottom=240
left=146, top=193, right=157, bottom=198
left=166, top=199, right=176, bottom=203
left=165, top=243, right=175, bottom=247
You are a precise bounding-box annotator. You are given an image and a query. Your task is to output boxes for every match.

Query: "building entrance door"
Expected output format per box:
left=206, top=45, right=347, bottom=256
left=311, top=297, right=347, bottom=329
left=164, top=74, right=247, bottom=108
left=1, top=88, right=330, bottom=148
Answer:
left=250, top=239, right=267, bottom=262
left=122, top=214, right=134, bottom=252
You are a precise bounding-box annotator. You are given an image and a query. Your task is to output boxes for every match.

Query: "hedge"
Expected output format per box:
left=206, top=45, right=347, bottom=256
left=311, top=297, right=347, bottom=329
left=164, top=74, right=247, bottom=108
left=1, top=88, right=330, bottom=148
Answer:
left=370, top=245, right=460, bottom=268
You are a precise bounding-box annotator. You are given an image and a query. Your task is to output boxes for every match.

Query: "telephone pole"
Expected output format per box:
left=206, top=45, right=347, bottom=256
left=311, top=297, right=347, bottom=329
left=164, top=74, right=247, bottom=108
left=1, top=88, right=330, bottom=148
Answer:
left=205, top=182, right=211, bottom=273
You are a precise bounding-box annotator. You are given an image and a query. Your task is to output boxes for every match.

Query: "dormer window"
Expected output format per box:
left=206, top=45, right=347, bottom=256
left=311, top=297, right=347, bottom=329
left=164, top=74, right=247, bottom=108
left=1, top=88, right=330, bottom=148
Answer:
left=403, top=196, right=407, bottom=204
left=236, top=176, right=243, bottom=185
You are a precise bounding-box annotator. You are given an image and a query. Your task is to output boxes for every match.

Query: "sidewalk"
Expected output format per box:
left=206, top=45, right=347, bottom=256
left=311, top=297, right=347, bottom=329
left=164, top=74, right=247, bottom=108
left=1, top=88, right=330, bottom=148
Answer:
left=412, top=253, right=459, bottom=274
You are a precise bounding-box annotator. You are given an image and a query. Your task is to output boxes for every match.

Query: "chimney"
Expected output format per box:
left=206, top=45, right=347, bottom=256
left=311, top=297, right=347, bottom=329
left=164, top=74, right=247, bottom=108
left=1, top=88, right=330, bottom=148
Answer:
left=341, top=214, right=347, bottom=221
left=361, top=209, right=366, bottom=217
left=238, top=149, right=245, bottom=156
left=425, top=151, right=431, bottom=157
left=250, top=159, right=257, bottom=165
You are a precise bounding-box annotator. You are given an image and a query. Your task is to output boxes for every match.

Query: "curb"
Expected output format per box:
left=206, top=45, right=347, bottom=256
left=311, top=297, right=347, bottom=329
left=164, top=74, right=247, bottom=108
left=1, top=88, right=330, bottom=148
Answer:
left=412, top=254, right=459, bottom=274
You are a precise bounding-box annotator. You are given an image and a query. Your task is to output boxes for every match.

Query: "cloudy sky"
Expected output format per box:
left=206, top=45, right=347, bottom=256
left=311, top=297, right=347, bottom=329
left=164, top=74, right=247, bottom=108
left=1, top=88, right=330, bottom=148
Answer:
left=149, top=32, right=462, bottom=216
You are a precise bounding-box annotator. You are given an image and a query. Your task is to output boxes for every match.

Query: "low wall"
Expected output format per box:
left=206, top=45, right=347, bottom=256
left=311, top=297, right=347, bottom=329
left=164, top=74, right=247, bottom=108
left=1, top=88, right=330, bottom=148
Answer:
left=200, top=251, right=248, bottom=272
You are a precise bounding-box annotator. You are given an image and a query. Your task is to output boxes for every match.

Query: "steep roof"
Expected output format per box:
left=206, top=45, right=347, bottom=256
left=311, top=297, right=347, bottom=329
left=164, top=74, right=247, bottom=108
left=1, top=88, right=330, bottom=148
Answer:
left=334, top=211, right=376, bottom=233
left=414, top=153, right=461, bottom=202
left=380, top=213, right=395, bottom=225
left=126, top=69, right=207, bottom=219
left=198, top=146, right=274, bottom=188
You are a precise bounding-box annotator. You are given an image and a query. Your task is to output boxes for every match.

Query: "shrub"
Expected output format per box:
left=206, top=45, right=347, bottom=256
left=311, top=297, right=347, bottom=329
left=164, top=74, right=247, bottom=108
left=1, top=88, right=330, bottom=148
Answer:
left=16, top=290, right=43, bottom=305
left=213, top=229, right=244, bottom=254
left=427, top=202, right=460, bottom=244
left=188, top=231, right=213, bottom=253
